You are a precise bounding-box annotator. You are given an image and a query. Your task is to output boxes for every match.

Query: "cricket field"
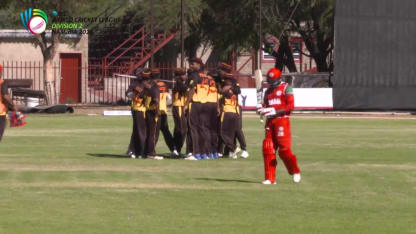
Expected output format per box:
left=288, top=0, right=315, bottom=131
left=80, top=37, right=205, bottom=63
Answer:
left=0, top=113, right=415, bottom=234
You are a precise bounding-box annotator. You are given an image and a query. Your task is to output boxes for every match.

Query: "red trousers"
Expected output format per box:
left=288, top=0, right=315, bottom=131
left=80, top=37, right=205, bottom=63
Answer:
left=263, top=117, right=300, bottom=183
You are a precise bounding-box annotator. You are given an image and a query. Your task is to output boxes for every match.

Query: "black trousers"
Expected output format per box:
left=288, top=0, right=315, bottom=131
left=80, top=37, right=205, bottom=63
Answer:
left=189, top=102, right=206, bottom=154
left=128, top=110, right=147, bottom=156
left=172, top=106, right=187, bottom=153
left=206, top=102, right=219, bottom=154
left=145, top=110, right=158, bottom=156
left=186, top=110, right=193, bottom=154
left=235, top=106, right=247, bottom=150
left=155, top=112, right=175, bottom=152
left=220, top=112, right=239, bottom=152
left=0, top=115, right=6, bottom=142
left=189, top=102, right=218, bottom=155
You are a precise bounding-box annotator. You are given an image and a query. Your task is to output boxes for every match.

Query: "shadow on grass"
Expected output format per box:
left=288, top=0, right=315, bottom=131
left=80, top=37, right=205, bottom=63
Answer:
left=195, top=178, right=258, bottom=184
left=86, top=153, right=183, bottom=160
left=87, top=153, right=127, bottom=158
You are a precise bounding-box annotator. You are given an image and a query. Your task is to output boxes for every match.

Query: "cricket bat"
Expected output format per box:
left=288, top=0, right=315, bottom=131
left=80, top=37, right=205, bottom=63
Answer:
left=254, top=69, right=264, bottom=122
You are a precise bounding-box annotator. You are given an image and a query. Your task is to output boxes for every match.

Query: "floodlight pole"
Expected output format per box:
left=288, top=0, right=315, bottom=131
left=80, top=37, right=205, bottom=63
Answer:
left=181, top=0, right=185, bottom=68
left=150, top=0, right=154, bottom=69
left=258, top=0, right=262, bottom=70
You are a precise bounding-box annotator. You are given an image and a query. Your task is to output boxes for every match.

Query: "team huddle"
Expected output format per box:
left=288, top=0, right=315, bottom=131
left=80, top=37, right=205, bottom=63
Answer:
left=125, top=59, right=301, bottom=184
left=125, top=58, right=248, bottom=161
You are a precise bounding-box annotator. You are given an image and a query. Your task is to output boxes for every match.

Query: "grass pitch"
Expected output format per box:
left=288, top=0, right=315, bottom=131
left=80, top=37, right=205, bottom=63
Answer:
left=0, top=114, right=415, bottom=234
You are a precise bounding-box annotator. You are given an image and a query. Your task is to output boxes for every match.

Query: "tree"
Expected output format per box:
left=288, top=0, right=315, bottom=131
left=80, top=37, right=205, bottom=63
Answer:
left=263, top=0, right=334, bottom=72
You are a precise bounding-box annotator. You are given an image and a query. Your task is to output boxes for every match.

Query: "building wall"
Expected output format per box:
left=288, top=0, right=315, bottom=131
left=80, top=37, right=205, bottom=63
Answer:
left=0, top=30, right=88, bottom=103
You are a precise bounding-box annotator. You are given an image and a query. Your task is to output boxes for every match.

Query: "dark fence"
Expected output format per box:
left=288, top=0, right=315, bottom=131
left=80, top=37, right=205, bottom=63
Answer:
left=1, top=60, right=322, bottom=105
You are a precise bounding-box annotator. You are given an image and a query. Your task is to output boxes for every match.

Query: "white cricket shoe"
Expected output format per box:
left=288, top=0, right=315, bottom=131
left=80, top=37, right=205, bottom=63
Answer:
left=293, top=173, right=301, bottom=183
left=186, top=153, right=193, bottom=157
left=130, top=154, right=137, bottom=159
left=218, top=153, right=223, bottom=158
left=172, top=150, right=179, bottom=157
left=261, top=180, right=276, bottom=185
left=230, top=151, right=237, bottom=159
left=148, top=156, right=164, bottom=160
left=185, top=155, right=198, bottom=161
left=235, top=147, right=241, bottom=154
left=240, top=150, right=249, bottom=158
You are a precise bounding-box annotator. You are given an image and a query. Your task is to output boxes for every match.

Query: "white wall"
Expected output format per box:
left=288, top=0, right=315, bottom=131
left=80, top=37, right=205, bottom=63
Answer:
left=239, top=88, right=333, bottom=110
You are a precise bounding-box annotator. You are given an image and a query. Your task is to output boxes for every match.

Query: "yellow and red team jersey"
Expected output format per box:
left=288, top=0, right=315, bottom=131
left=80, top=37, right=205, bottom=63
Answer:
left=0, top=80, right=7, bottom=116
left=222, top=88, right=238, bottom=114
left=263, top=82, right=294, bottom=116
left=131, top=94, right=146, bottom=112
left=157, top=81, right=169, bottom=114
left=190, top=73, right=217, bottom=104
left=145, top=82, right=160, bottom=111
left=173, top=92, right=186, bottom=107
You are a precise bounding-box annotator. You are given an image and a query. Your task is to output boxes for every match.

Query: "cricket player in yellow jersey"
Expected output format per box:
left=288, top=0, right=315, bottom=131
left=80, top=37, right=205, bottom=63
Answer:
left=219, top=72, right=240, bottom=158
left=172, top=68, right=188, bottom=156
left=184, top=58, right=219, bottom=160
left=1, top=65, right=18, bottom=142
left=126, top=71, right=147, bottom=158
left=151, top=68, right=176, bottom=157
left=217, top=62, right=249, bottom=159
left=143, top=70, right=163, bottom=160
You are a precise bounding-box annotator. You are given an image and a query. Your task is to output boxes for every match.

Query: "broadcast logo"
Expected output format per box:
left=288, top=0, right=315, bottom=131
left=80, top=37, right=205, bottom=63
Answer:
left=20, top=8, right=49, bottom=34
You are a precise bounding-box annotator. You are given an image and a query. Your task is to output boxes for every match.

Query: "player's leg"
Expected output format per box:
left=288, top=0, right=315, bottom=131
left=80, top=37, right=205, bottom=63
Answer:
left=198, top=103, right=211, bottom=159
left=208, top=103, right=219, bottom=159
left=137, top=111, right=147, bottom=158
left=189, top=102, right=202, bottom=159
left=127, top=110, right=138, bottom=157
left=172, top=106, right=183, bottom=153
left=185, top=109, right=193, bottom=157
left=0, top=115, right=6, bottom=142
left=145, top=110, right=158, bottom=157
left=220, top=112, right=238, bottom=158
left=275, top=118, right=301, bottom=181
left=179, top=106, right=188, bottom=154
left=236, top=107, right=249, bottom=158
left=160, top=113, right=175, bottom=153
left=263, top=120, right=277, bottom=184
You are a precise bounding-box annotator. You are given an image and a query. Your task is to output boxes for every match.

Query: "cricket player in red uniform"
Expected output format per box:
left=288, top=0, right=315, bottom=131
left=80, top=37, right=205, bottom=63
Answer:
left=258, top=68, right=301, bottom=184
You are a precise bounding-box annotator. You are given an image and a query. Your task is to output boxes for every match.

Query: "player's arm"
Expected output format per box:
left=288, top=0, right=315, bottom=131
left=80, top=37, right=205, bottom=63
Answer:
left=184, top=73, right=198, bottom=111
left=1, top=82, right=17, bottom=111
left=232, top=82, right=241, bottom=95
left=284, top=85, right=295, bottom=114
left=152, top=84, right=160, bottom=115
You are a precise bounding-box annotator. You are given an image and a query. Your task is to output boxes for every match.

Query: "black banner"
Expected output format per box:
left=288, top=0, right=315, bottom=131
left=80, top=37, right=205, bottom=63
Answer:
left=334, top=0, right=416, bottom=110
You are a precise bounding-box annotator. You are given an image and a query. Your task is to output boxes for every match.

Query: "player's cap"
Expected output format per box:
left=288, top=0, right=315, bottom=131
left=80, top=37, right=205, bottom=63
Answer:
left=189, top=57, right=204, bottom=66
left=174, top=68, right=186, bottom=76
left=141, top=70, right=152, bottom=80
left=217, top=62, right=233, bottom=73
left=267, top=68, right=282, bottom=82
left=151, top=68, right=161, bottom=79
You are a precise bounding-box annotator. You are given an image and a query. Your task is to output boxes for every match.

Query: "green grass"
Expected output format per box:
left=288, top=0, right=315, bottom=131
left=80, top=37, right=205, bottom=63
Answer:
left=0, top=114, right=415, bottom=234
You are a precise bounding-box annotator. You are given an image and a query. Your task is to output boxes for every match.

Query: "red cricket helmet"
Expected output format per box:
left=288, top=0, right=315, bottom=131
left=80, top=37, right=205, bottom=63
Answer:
left=267, top=68, right=282, bottom=84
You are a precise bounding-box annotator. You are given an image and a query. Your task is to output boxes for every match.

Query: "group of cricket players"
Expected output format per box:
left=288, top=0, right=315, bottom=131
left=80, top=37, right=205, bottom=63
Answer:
left=125, top=58, right=249, bottom=161
left=1, top=59, right=301, bottom=184
left=125, top=58, right=301, bottom=184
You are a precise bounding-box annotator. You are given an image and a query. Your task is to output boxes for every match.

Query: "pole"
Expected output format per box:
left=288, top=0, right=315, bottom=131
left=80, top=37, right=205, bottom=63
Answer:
left=150, top=0, right=154, bottom=69
left=258, top=0, right=262, bottom=70
left=181, top=0, right=185, bottom=68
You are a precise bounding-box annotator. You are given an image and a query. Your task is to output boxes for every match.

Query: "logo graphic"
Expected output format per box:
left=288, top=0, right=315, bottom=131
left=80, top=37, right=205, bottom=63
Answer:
left=20, top=8, right=49, bottom=34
